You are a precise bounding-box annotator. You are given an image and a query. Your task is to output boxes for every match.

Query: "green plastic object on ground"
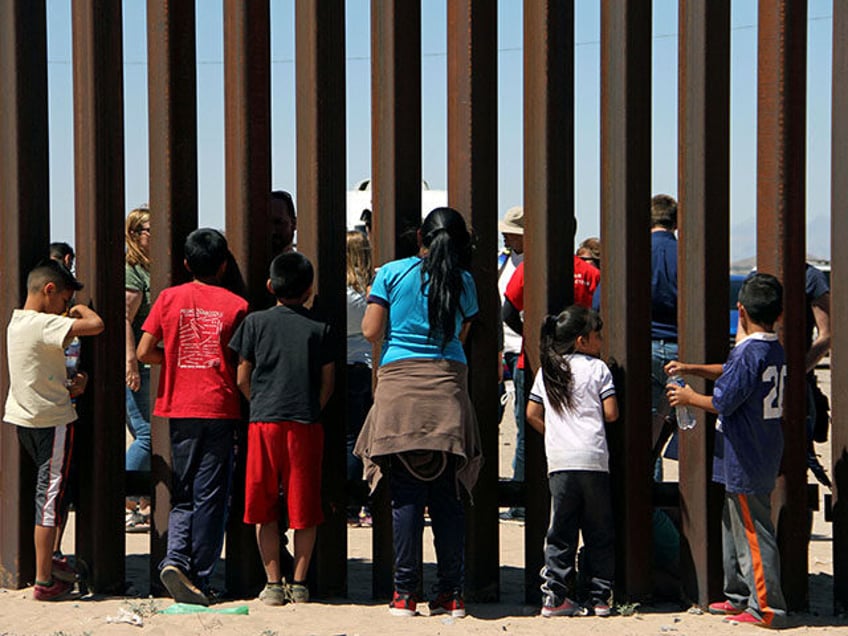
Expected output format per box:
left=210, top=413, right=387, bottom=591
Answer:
left=160, top=602, right=249, bottom=615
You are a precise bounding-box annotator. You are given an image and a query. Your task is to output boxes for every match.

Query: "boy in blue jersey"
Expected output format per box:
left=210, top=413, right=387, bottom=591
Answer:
left=665, top=273, right=787, bottom=628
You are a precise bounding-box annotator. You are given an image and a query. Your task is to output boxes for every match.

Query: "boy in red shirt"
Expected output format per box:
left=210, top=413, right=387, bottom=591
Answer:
left=137, top=229, right=248, bottom=606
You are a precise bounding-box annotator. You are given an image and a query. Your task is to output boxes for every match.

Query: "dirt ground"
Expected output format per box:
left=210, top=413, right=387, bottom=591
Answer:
left=0, top=368, right=845, bottom=635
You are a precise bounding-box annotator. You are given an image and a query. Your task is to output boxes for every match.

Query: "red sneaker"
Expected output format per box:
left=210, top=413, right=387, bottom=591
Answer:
left=33, top=578, right=73, bottom=601
left=708, top=600, right=744, bottom=615
left=389, top=591, right=418, bottom=617
left=725, top=610, right=778, bottom=628
left=429, top=590, right=466, bottom=618
left=51, top=556, right=76, bottom=583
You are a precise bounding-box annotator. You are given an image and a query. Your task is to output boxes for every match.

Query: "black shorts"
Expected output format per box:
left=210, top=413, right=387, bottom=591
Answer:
left=17, top=423, right=75, bottom=528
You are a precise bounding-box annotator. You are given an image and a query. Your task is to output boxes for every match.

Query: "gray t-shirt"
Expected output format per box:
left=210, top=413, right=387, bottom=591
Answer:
left=229, top=304, right=334, bottom=424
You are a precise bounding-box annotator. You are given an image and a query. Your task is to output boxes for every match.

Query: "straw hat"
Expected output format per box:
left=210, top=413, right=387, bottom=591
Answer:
left=498, top=206, right=524, bottom=235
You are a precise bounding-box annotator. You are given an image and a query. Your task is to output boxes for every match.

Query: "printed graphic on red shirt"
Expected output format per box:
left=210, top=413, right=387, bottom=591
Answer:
left=178, top=308, right=224, bottom=369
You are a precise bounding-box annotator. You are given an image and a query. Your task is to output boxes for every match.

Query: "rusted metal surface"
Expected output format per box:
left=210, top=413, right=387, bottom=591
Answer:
left=370, top=0, right=422, bottom=269
left=600, top=0, right=653, bottom=602
left=522, top=0, right=574, bottom=605
left=146, top=0, right=199, bottom=593
left=756, top=0, right=808, bottom=611
left=295, top=0, right=348, bottom=598
left=0, top=0, right=49, bottom=589
left=677, top=0, right=729, bottom=607
left=223, top=0, right=271, bottom=597
left=369, top=0, right=421, bottom=599
left=71, top=0, right=127, bottom=594
left=446, top=0, right=498, bottom=603
left=831, top=0, right=848, bottom=614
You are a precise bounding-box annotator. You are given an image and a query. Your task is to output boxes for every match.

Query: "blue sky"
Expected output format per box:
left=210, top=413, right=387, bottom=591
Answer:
left=45, top=0, right=833, bottom=261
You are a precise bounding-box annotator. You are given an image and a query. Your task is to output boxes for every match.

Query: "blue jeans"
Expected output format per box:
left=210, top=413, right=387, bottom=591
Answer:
left=541, top=470, right=614, bottom=606
left=126, top=365, right=151, bottom=472
left=512, top=365, right=526, bottom=481
left=390, top=456, right=464, bottom=595
left=160, top=418, right=235, bottom=590
left=651, top=339, right=678, bottom=481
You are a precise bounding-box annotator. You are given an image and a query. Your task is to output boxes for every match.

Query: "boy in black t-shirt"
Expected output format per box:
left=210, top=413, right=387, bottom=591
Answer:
left=229, top=252, right=334, bottom=605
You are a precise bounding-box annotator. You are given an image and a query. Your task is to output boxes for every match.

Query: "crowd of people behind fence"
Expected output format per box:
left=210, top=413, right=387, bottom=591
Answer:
left=4, top=192, right=832, bottom=628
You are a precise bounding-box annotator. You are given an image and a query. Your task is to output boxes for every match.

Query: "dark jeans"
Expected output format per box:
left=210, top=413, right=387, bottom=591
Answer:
left=390, top=456, right=464, bottom=596
left=160, top=418, right=236, bottom=590
left=346, top=364, right=373, bottom=482
left=541, top=470, right=614, bottom=605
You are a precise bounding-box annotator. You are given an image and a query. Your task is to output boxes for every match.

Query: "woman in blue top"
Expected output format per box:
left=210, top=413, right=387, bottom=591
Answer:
left=355, top=207, right=481, bottom=619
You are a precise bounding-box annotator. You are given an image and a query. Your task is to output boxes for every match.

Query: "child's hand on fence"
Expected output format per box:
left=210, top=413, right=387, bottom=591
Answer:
left=68, top=371, right=88, bottom=398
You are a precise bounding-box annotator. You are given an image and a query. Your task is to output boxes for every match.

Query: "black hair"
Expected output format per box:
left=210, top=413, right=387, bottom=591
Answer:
left=49, top=242, right=75, bottom=262
left=738, top=273, right=783, bottom=327
left=271, top=190, right=296, bottom=221
left=27, top=259, right=83, bottom=293
left=269, top=252, right=314, bottom=300
left=419, top=207, right=472, bottom=350
left=184, top=228, right=229, bottom=278
left=539, top=305, right=603, bottom=414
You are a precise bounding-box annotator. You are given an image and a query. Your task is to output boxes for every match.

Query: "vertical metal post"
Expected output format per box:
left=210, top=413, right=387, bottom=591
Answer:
left=146, top=0, right=199, bottom=592
left=0, top=0, right=50, bottom=589
left=446, top=0, right=498, bottom=603
left=523, top=0, right=574, bottom=605
left=677, top=0, right=729, bottom=607
left=600, top=0, right=653, bottom=602
left=370, top=0, right=422, bottom=268
left=369, top=0, right=421, bottom=599
left=295, top=0, right=348, bottom=598
left=756, top=0, right=808, bottom=611
left=830, top=0, right=848, bottom=614
left=223, top=0, right=271, bottom=596
left=71, top=0, right=127, bottom=594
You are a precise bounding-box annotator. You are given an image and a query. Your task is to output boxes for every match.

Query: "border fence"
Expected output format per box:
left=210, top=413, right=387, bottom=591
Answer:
left=1, top=0, right=846, bottom=613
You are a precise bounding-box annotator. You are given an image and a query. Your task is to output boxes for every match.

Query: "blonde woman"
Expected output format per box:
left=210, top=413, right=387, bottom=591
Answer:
left=125, top=206, right=152, bottom=530
left=346, top=231, right=373, bottom=525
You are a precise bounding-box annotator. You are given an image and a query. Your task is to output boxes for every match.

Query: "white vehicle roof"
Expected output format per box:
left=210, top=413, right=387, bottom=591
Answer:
left=346, top=179, right=447, bottom=232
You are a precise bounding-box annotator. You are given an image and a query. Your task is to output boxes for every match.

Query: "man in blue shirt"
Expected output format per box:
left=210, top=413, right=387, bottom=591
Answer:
left=650, top=194, right=679, bottom=481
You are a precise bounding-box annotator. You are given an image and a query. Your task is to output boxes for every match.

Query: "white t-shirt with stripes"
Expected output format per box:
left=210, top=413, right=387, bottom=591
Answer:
left=529, top=354, right=616, bottom=473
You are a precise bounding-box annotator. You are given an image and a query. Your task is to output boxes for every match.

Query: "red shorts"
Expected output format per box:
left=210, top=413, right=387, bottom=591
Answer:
left=244, top=421, right=324, bottom=528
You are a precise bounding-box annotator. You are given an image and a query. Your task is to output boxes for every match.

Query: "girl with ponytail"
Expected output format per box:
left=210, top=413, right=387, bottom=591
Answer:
left=526, top=305, right=619, bottom=617
left=355, top=207, right=480, bottom=618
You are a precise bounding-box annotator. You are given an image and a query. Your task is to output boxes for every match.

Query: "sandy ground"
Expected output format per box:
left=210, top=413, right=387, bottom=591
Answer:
left=1, top=369, right=845, bottom=635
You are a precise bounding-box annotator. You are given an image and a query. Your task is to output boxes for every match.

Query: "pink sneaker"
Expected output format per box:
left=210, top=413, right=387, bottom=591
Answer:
left=51, top=556, right=76, bottom=583
left=541, top=596, right=581, bottom=617
left=33, top=578, right=73, bottom=601
left=708, top=600, right=744, bottom=615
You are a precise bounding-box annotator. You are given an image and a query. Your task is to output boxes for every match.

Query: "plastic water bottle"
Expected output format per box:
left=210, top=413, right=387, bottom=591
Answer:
left=670, top=375, right=697, bottom=430
left=64, top=337, right=81, bottom=384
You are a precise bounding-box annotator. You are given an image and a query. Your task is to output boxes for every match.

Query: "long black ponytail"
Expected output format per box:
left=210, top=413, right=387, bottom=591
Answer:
left=540, top=305, right=603, bottom=413
left=419, top=207, right=472, bottom=350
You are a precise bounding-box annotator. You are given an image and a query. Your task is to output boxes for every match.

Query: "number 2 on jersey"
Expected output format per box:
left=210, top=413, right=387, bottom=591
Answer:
left=762, top=365, right=787, bottom=419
